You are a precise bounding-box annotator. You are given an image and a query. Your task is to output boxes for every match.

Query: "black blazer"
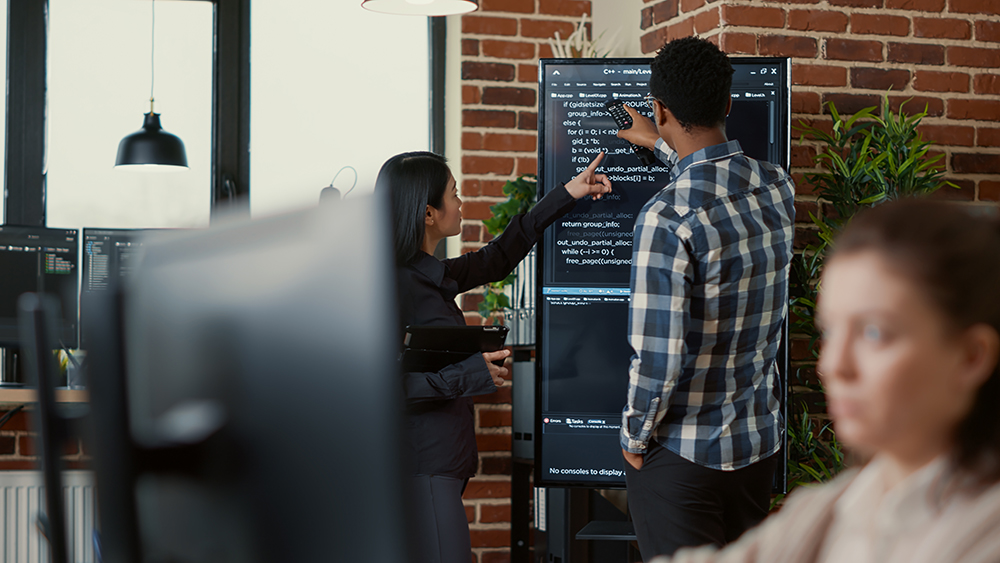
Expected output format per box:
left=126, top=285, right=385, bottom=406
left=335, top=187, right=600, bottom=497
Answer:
left=397, top=185, right=576, bottom=478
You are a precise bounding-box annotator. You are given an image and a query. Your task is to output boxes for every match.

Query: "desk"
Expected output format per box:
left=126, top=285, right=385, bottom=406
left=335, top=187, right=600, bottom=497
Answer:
left=0, top=388, right=89, bottom=409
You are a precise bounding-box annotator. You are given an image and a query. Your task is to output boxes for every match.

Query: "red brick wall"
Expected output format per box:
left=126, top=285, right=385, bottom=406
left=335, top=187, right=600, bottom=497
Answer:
left=0, top=408, right=86, bottom=470
left=459, top=2, right=593, bottom=561
left=638, top=0, right=1000, bottom=208
left=468, top=387, right=515, bottom=563
left=459, top=0, right=594, bottom=321
left=639, top=0, right=725, bottom=51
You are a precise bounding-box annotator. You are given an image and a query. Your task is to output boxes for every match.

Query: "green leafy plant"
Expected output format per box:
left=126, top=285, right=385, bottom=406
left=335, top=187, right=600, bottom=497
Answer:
left=772, top=401, right=845, bottom=508
left=787, top=403, right=843, bottom=484
left=786, top=95, right=955, bottom=494
left=478, top=174, right=538, bottom=325
left=791, top=96, right=955, bottom=355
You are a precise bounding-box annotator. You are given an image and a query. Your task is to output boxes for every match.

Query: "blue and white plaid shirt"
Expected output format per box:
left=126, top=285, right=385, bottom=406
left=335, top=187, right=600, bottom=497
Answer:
left=620, top=138, right=795, bottom=471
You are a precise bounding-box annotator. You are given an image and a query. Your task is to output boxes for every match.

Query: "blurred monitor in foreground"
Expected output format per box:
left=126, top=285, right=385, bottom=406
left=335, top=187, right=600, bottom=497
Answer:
left=87, top=193, right=411, bottom=563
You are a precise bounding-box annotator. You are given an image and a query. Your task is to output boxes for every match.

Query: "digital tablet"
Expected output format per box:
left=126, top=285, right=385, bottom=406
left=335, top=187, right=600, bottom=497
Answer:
left=403, top=325, right=509, bottom=353
left=400, top=349, right=478, bottom=373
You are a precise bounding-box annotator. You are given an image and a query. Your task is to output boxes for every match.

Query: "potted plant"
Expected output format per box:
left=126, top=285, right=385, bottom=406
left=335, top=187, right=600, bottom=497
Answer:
left=783, top=95, right=955, bottom=497
left=547, top=13, right=620, bottom=59
left=478, top=174, right=538, bottom=325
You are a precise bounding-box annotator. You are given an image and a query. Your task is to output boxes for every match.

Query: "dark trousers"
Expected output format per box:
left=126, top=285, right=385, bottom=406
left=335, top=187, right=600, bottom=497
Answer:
left=624, top=441, right=777, bottom=561
left=408, top=475, right=472, bottom=563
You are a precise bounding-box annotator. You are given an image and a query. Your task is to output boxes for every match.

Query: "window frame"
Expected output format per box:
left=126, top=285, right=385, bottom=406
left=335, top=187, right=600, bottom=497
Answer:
left=4, top=0, right=46, bottom=226
left=3, top=1, right=445, bottom=227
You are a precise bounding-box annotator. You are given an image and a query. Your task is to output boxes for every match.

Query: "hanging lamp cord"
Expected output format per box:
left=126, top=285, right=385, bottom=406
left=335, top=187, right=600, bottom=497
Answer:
left=149, top=0, right=156, bottom=113
left=331, top=166, right=359, bottom=198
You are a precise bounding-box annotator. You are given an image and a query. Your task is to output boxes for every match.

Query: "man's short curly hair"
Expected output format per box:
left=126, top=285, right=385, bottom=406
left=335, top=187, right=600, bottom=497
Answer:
left=650, top=37, right=734, bottom=132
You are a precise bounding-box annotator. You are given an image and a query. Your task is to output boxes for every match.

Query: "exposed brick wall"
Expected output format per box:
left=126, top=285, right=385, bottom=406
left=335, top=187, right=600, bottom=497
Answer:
left=459, top=0, right=594, bottom=318
left=458, top=3, right=592, bottom=561
left=638, top=0, right=1000, bottom=208
left=466, top=384, right=516, bottom=563
left=0, top=408, right=86, bottom=471
left=640, top=0, right=727, bottom=52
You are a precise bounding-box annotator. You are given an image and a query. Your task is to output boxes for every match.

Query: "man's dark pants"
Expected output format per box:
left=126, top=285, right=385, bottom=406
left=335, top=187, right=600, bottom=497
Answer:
left=624, top=440, right=778, bottom=561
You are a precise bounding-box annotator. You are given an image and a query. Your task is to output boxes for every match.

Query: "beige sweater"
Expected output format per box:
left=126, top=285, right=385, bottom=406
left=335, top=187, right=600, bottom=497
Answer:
left=654, top=464, right=1000, bottom=563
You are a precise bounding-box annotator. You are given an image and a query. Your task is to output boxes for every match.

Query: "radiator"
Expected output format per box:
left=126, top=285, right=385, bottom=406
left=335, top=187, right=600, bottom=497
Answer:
left=0, top=471, right=97, bottom=563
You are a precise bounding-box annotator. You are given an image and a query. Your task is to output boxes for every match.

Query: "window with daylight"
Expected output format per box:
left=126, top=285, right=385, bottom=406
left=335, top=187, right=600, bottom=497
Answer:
left=46, top=0, right=213, bottom=231
left=250, top=2, right=430, bottom=217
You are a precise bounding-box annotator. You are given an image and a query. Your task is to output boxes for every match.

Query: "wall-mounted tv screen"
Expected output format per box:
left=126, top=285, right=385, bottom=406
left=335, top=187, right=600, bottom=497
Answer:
left=535, top=57, right=790, bottom=488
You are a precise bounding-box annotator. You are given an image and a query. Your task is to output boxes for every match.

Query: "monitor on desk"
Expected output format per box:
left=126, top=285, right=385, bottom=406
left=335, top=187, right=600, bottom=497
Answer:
left=0, top=226, right=79, bottom=348
left=80, top=228, right=176, bottom=351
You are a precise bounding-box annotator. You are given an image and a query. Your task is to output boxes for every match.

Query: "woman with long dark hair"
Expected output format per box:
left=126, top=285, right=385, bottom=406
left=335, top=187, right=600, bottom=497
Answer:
left=652, top=199, right=1000, bottom=563
left=376, top=151, right=610, bottom=563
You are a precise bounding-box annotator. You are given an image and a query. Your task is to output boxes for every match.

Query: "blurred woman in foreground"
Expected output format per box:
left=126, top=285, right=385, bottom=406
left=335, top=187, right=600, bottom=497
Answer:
left=658, top=199, right=1000, bottom=563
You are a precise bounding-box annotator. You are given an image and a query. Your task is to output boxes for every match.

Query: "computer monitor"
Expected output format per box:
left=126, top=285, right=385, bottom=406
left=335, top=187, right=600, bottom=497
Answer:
left=535, top=57, right=790, bottom=488
left=86, top=194, right=413, bottom=563
left=0, top=226, right=79, bottom=348
left=80, top=228, right=173, bottom=351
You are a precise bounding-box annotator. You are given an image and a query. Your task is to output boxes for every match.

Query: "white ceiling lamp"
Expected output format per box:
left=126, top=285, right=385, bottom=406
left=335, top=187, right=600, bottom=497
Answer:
left=361, top=0, right=478, bottom=16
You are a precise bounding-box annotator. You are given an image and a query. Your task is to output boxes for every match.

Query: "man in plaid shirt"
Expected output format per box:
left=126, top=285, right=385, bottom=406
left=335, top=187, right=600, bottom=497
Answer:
left=616, top=37, right=795, bottom=560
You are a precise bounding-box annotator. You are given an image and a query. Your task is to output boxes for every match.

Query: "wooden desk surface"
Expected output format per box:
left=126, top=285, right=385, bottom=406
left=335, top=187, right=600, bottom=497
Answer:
left=0, top=388, right=89, bottom=408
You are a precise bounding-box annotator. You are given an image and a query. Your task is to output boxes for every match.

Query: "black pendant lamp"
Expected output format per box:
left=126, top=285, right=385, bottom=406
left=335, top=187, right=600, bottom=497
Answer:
left=116, top=0, right=188, bottom=170
left=361, top=0, right=478, bottom=16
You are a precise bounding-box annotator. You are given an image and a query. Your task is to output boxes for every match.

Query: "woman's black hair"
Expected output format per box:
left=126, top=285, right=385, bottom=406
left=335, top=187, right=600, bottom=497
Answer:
left=649, top=36, right=733, bottom=132
left=374, top=151, right=451, bottom=266
left=831, top=199, right=1000, bottom=484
